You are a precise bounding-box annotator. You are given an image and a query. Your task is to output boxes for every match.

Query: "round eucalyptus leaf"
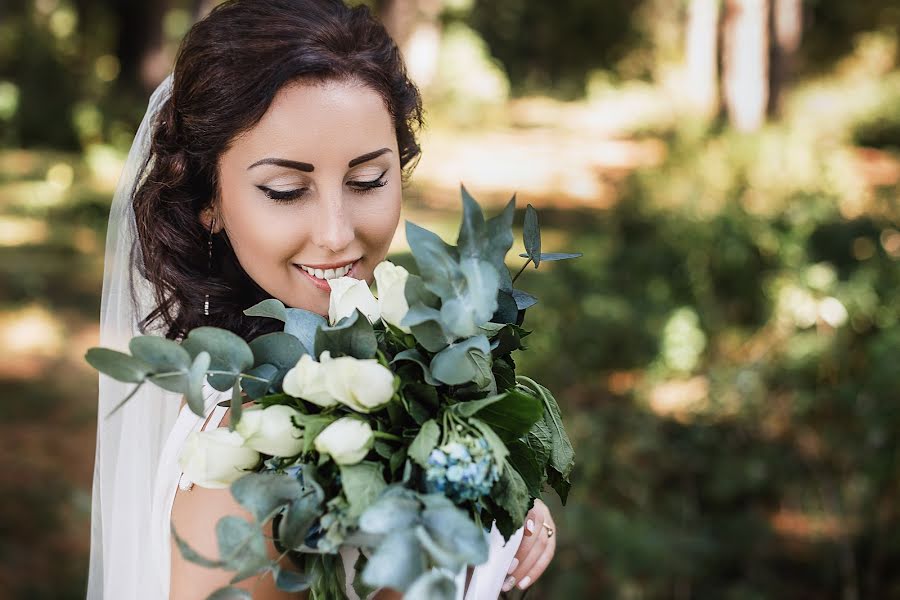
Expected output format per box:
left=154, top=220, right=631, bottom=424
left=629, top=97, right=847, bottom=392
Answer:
left=129, top=335, right=191, bottom=372
left=185, top=351, right=211, bottom=416
left=85, top=347, right=152, bottom=383
left=249, top=332, right=306, bottom=369
left=182, top=327, right=254, bottom=392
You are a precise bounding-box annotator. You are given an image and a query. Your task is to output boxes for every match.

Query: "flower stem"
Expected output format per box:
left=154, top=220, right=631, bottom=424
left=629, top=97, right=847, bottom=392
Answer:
left=511, top=258, right=533, bottom=285
left=372, top=431, right=402, bottom=442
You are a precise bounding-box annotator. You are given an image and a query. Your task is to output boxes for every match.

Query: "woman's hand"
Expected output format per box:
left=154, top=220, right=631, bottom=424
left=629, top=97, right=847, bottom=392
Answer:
left=502, top=498, right=556, bottom=592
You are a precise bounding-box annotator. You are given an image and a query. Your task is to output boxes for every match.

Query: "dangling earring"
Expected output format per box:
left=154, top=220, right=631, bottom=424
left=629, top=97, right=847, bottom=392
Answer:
left=204, top=215, right=216, bottom=317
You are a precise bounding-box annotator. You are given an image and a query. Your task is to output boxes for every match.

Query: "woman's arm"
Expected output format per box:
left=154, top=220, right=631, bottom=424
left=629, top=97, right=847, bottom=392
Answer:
left=170, top=407, right=308, bottom=600
left=503, top=499, right=557, bottom=592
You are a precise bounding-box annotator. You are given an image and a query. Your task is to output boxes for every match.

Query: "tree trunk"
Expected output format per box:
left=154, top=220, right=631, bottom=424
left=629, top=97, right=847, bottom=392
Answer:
left=721, top=0, right=770, bottom=132
left=685, top=0, right=720, bottom=120
left=112, top=0, right=169, bottom=94
left=376, top=0, right=443, bottom=89
left=768, top=0, right=802, bottom=117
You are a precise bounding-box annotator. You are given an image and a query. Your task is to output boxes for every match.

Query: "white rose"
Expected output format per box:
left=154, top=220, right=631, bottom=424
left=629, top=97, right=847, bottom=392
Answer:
left=282, top=353, right=338, bottom=407
left=234, top=404, right=305, bottom=457
left=313, top=417, right=374, bottom=465
left=374, top=261, right=411, bottom=333
left=178, top=428, right=260, bottom=489
left=322, top=355, right=396, bottom=413
left=327, top=276, right=380, bottom=325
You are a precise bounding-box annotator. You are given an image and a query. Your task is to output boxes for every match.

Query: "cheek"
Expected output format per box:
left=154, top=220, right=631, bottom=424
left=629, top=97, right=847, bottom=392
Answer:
left=355, top=191, right=401, bottom=256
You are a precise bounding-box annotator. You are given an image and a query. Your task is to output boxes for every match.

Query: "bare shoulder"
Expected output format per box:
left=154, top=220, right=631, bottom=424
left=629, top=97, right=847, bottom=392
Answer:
left=170, top=407, right=308, bottom=599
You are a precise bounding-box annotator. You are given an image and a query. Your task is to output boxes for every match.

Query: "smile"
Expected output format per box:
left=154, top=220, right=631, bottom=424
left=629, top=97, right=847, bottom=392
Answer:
left=293, top=259, right=360, bottom=289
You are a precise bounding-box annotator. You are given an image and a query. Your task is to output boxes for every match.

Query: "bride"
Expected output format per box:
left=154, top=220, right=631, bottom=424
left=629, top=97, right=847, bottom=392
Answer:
left=86, top=0, right=557, bottom=598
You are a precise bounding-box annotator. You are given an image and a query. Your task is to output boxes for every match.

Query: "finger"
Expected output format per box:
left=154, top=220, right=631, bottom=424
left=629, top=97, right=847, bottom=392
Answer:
left=513, top=515, right=540, bottom=560
left=519, top=536, right=556, bottom=591
left=512, top=527, right=549, bottom=584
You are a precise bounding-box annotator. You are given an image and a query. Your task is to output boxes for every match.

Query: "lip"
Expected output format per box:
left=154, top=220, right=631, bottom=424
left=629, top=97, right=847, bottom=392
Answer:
left=293, top=259, right=360, bottom=292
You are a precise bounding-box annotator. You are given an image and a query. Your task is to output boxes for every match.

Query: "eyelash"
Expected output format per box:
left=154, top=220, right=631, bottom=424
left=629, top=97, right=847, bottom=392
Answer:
left=258, top=170, right=388, bottom=203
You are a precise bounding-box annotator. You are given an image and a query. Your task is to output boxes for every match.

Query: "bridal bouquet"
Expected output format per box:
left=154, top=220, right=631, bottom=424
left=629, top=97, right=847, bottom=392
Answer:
left=87, top=188, right=579, bottom=599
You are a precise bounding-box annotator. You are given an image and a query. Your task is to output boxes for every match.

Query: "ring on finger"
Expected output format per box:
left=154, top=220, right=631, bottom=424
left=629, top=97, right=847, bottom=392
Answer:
left=541, top=522, right=554, bottom=538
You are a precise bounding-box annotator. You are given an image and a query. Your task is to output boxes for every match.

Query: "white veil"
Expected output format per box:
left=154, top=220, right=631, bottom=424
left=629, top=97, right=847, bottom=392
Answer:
left=86, top=74, right=180, bottom=599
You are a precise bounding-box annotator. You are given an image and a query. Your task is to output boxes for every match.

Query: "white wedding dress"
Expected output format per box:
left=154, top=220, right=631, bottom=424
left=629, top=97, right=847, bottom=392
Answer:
left=148, top=379, right=524, bottom=599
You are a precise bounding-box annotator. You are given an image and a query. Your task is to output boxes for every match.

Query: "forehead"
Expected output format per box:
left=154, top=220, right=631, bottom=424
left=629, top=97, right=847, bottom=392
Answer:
left=226, top=78, right=397, bottom=165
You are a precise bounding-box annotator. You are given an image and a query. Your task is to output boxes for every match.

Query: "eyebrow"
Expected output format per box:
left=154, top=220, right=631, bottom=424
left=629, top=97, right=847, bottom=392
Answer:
left=247, top=148, right=393, bottom=172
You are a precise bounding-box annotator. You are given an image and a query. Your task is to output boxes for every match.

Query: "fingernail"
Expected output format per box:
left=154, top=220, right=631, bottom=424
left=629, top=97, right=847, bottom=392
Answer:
left=526, top=519, right=535, bottom=533
left=502, top=576, right=516, bottom=592
left=507, top=558, right=519, bottom=574
left=518, top=575, right=532, bottom=589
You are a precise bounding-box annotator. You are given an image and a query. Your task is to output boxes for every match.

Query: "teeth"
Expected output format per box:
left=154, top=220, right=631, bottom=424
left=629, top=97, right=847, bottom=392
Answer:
left=300, top=262, right=354, bottom=280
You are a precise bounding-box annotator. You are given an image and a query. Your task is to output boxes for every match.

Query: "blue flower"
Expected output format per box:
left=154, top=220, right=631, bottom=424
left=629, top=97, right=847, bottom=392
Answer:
left=423, top=435, right=501, bottom=504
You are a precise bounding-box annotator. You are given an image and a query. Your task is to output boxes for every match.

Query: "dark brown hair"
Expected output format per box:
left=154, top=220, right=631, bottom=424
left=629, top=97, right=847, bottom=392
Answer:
left=132, top=0, right=423, bottom=342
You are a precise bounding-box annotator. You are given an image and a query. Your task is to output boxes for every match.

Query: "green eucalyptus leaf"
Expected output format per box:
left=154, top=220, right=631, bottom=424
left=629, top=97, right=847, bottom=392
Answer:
left=391, top=349, right=440, bottom=385
left=404, top=568, right=457, bottom=600
left=404, top=273, right=440, bottom=309
left=130, top=336, right=191, bottom=393
left=243, top=298, right=287, bottom=322
left=182, top=327, right=254, bottom=392
left=516, top=252, right=583, bottom=262
left=208, top=587, right=253, bottom=600
left=229, top=378, right=243, bottom=430
left=249, top=332, right=307, bottom=369
left=484, top=195, right=516, bottom=274
left=241, top=363, right=278, bottom=400
left=438, top=258, right=499, bottom=339
left=171, top=523, right=222, bottom=568
left=405, top=221, right=462, bottom=300
left=492, top=289, right=518, bottom=324
left=402, top=306, right=451, bottom=353
left=457, top=184, right=486, bottom=259
left=85, top=348, right=152, bottom=383
left=280, top=492, right=325, bottom=550
left=284, top=308, right=327, bottom=355
left=339, top=461, right=387, bottom=518
left=361, top=529, right=427, bottom=592
left=185, top=351, right=211, bottom=416
left=523, top=203, right=541, bottom=268
left=215, top=516, right=269, bottom=576
left=511, top=289, right=538, bottom=311
left=421, top=500, right=489, bottom=566
left=408, top=419, right=441, bottom=467
left=359, top=492, right=422, bottom=535
left=314, top=310, right=377, bottom=359
left=273, top=565, right=311, bottom=592
left=230, top=472, right=304, bottom=522
left=430, top=335, right=492, bottom=387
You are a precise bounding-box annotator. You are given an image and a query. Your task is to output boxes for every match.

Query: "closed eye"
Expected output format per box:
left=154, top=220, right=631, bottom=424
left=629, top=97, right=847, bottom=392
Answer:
left=256, top=186, right=308, bottom=202
left=347, top=169, right=388, bottom=194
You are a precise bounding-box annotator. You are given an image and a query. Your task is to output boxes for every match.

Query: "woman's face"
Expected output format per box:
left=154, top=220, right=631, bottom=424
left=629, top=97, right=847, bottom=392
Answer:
left=211, top=78, right=402, bottom=316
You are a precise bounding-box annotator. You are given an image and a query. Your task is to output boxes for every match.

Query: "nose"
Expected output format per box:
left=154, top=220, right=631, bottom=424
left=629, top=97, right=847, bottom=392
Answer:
left=312, top=186, right=355, bottom=254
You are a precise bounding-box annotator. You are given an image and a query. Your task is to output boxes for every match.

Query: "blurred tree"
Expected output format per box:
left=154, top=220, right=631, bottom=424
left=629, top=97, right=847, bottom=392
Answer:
left=722, top=0, right=770, bottom=132
left=768, top=0, right=803, bottom=117
left=465, top=0, right=642, bottom=98
left=685, top=0, right=720, bottom=120
left=110, top=0, right=169, bottom=94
